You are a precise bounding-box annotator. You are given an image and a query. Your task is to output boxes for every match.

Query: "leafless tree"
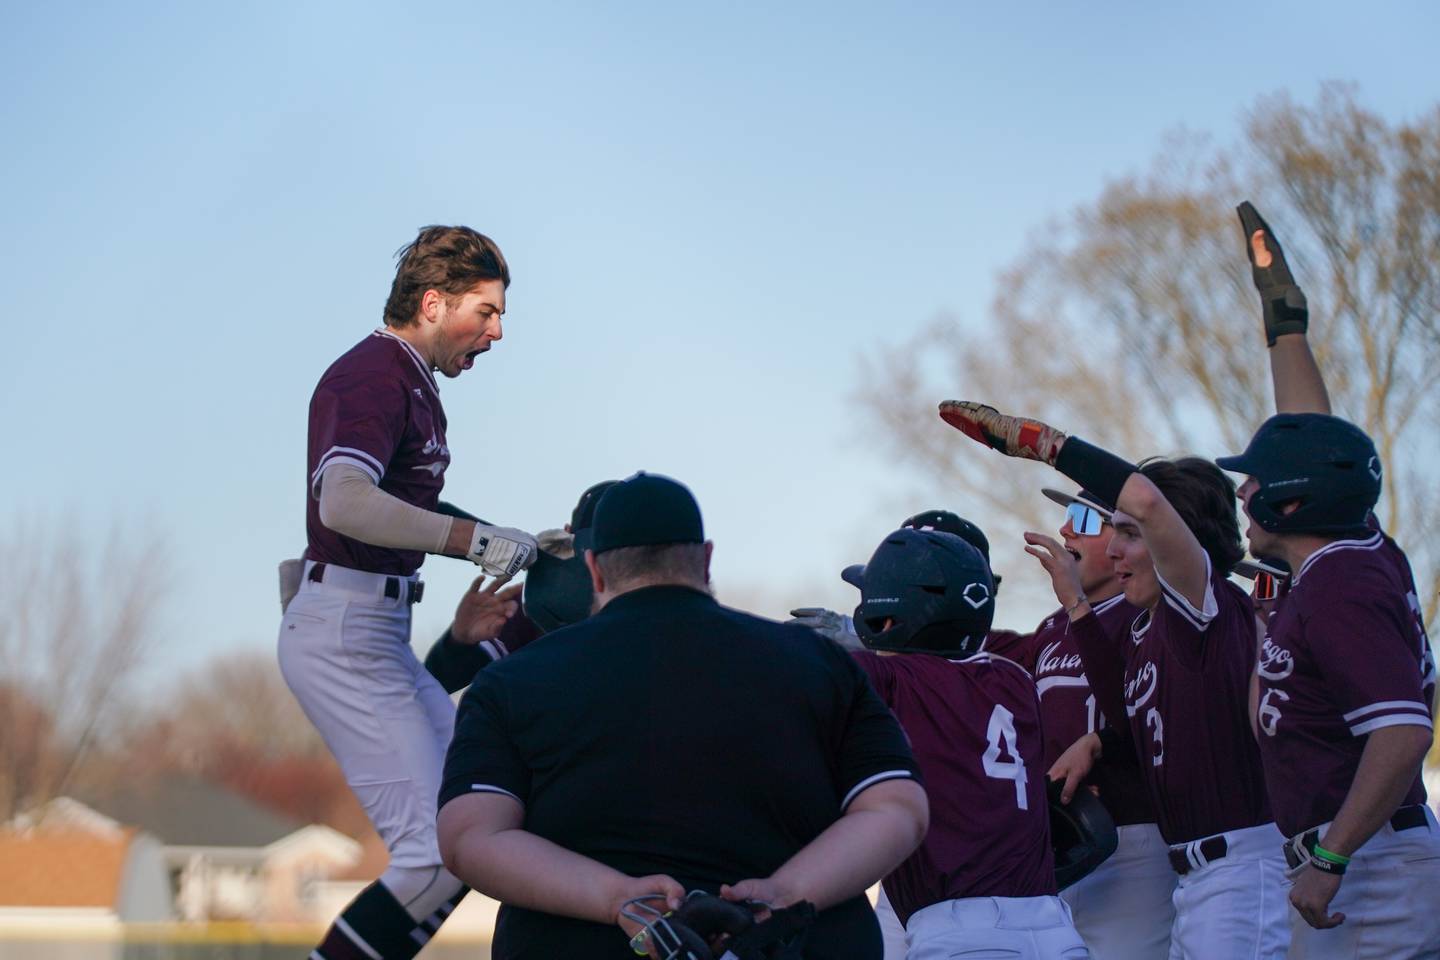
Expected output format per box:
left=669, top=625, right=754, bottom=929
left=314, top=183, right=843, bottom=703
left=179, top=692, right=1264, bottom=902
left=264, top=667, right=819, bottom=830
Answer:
left=858, top=86, right=1440, bottom=640
left=0, top=520, right=168, bottom=819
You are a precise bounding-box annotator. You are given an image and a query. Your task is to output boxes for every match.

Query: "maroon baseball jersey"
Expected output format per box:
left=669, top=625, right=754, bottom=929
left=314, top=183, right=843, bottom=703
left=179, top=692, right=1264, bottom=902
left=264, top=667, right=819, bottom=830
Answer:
left=1029, top=595, right=1155, bottom=827
left=852, top=651, right=1055, bottom=925
left=305, top=330, right=450, bottom=576
left=1074, top=562, right=1272, bottom=845
left=1256, top=524, right=1435, bottom=836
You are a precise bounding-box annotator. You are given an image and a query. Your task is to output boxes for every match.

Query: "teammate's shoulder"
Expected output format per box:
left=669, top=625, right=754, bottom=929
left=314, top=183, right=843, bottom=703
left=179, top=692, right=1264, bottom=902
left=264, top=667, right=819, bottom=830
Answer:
left=956, top=650, right=1036, bottom=683
left=1293, top=529, right=1397, bottom=597
left=320, top=331, right=426, bottom=383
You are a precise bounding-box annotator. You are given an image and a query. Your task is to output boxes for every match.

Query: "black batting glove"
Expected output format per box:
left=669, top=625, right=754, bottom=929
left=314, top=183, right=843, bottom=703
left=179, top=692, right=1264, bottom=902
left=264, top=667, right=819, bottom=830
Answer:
left=1237, top=201, right=1309, bottom=346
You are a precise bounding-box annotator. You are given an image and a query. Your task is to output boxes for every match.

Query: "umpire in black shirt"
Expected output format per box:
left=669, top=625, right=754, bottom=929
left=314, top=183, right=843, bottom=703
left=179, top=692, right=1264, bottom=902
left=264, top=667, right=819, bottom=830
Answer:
left=437, top=472, right=928, bottom=959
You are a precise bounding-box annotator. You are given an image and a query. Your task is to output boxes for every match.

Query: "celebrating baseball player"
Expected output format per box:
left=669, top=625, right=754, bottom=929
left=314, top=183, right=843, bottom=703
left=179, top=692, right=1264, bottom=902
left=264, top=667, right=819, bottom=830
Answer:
left=842, top=526, right=1088, bottom=959
left=1001, top=489, right=1174, bottom=959
left=1219, top=203, right=1439, bottom=956
left=941, top=405, right=1290, bottom=957
left=277, top=226, right=539, bottom=960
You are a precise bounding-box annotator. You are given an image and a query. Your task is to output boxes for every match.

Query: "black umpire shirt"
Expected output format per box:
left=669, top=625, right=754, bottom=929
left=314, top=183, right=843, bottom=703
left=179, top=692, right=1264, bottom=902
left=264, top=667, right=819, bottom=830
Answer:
left=439, top=584, right=920, bottom=960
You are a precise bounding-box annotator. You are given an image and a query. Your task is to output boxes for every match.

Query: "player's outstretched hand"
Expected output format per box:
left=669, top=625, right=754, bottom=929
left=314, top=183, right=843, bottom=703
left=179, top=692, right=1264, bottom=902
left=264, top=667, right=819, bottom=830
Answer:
left=451, top=575, right=523, bottom=645
left=1289, top=865, right=1345, bottom=929
left=467, top=524, right=540, bottom=578
left=939, top=401, right=1067, bottom=465
left=1023, top=532, right=1086, bottom=613
left=1237, top=201, right=1309, bottom=345
left=1047, top=732, right=1102, bottom=805
left=788, top=608, right=863, bottom=650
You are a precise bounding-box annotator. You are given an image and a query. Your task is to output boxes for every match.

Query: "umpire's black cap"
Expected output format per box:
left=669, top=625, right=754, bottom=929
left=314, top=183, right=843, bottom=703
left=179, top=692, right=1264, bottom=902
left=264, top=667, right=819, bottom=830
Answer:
left=588, top=472, right=705, bottom=555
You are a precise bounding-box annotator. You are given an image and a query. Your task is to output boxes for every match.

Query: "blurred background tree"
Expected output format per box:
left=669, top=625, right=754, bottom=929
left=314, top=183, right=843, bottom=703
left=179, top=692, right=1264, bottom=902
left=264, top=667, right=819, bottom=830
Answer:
left=858, top=84, right=1440, bottom=628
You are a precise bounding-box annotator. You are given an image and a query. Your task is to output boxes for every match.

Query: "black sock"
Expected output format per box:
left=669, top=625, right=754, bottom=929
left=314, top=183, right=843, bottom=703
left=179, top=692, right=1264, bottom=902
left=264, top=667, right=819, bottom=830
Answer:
left=311, top=880, right=424, bottom=960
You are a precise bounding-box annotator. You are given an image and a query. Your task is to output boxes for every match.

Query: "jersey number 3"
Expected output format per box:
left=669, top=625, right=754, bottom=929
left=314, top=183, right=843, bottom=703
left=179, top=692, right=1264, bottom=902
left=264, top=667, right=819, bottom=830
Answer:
left=982, top=704, right=1029, bottom=810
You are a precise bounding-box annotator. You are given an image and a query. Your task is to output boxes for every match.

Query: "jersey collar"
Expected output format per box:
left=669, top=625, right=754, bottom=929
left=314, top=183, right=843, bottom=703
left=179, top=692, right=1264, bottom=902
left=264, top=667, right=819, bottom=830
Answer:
left=373, top=328, right=440, bottom=396
left=1292, top=530, right=1384, bottom=586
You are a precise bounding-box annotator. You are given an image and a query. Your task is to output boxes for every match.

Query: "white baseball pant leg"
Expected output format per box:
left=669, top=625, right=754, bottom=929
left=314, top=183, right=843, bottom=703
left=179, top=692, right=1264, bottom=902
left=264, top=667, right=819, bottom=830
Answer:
left=905, top=895, right=1090, bottom=960
left=1062, top=822, right=1175, bottom=959
left=278, top=563, right=457, bottom=897
left=1167, top=822, right=1289, bottom=960
left=1287, top=805, right=1440, bottom=959
left=873, top=884, right=908, bottom=960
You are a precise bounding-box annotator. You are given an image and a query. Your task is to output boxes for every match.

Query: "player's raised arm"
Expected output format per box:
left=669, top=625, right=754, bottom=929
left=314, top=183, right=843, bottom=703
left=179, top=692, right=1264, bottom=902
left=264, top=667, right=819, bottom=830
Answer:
left=1236, top=201, right=1330, bottom=416
left=938, top=402, right=1211, bottom=610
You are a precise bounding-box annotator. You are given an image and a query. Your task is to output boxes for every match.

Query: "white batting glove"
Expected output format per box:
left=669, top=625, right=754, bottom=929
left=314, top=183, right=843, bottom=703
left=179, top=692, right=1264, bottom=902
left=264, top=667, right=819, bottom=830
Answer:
left=468, top=524, right=539, bottom=578
left=788, top=607, right=864, bottom=651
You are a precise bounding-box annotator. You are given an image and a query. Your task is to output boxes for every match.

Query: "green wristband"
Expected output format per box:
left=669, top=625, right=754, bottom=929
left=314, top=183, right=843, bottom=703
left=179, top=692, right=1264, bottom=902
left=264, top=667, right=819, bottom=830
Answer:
left=1311, top=843, right=1351, bottom=866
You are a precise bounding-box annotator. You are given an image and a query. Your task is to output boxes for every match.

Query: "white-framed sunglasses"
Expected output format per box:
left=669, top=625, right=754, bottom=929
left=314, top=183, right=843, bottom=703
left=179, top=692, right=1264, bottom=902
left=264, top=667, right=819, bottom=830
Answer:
left=1064, top=502, right=1107, bottom=536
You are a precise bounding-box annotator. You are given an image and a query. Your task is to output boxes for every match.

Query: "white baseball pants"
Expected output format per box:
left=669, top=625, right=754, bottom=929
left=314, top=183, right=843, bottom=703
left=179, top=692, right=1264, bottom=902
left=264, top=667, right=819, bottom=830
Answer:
left=905, top=894, right=1090, bottom=960
left=277, top=561, right=455, bottom=874
left=1062, top=822, right=1176, bottom=959
left=1167, top=822, right=1289, bottom=960
left=1287, top=805, right=1440, bottom=959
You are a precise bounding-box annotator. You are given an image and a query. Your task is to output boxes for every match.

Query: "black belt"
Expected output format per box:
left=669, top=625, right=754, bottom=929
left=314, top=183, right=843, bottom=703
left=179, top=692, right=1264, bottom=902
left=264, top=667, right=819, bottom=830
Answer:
left=308, top=562, right=424, bottom=604
left=1168, top=835, right=1227, bottom=876
left=1282, top=805, right=1428, bottom=871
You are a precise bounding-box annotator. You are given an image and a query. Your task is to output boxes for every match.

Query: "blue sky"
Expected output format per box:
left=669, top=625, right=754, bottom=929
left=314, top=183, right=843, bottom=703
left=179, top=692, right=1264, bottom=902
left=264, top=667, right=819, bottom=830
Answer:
left=3, top=1, right=1435, bottom=677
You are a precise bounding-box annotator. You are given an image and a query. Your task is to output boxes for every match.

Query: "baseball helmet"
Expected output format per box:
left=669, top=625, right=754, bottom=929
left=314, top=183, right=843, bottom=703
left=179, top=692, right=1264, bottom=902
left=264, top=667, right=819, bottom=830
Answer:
left=1216, top=414, right=1380, bottom=535
left=522, top=480, right=618, bottom=634
left=845, top=510, right=1001, bottom=592
left=853, top=528, right=995, bottom=658
left=1048, top=778, right=1119, bottom=891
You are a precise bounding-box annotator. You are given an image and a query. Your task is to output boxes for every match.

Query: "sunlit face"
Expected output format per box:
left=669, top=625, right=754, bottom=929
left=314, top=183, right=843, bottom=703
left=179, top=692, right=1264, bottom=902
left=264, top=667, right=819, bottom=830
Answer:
left=1060, top=510, right=1119, bottom=595
left=1236, top=476, right=1281, bottom=557
left=1106, top=509, right=1160, bottom=610
left=433, top=280, right=506, bottom=378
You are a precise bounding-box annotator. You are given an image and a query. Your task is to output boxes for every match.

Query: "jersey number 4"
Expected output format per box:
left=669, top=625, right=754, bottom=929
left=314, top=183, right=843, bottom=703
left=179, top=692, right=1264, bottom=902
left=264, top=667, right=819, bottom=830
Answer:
left=982, top=704, right=1029, bottom=810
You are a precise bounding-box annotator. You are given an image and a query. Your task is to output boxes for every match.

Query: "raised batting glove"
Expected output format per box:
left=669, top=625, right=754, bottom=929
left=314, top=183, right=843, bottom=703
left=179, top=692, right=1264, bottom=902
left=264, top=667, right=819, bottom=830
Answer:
left=467, top=524, right=538, bottom=578
left=1237, top=201, right=1308, bottom=346
left=788, top=608, right=863, bottom=651
left=939, top=401, right=1067, bottom=464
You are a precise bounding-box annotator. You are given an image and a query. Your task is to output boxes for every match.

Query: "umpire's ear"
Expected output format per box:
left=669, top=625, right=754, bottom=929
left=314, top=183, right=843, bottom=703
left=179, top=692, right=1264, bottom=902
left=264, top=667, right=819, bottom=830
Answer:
left=584, top=549, right=606, bottom=596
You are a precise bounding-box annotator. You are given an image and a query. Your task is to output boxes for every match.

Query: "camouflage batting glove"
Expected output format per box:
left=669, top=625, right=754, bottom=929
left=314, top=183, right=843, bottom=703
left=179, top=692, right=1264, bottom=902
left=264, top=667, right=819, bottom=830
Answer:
left=1237, top=201, right=1309, bottom=346
left=939, top=401, right=1068, bottom=465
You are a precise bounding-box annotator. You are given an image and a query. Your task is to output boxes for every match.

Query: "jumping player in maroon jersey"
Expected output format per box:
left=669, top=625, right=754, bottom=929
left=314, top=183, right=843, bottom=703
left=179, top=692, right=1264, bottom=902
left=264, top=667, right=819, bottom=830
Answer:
left=278, top=226, right=540, bottom=960
left=847, top=527, right=1089, bottom=960
left=1218, top=202, right=1439, bottom=957
left=940, top=404, right=1289, bottom=958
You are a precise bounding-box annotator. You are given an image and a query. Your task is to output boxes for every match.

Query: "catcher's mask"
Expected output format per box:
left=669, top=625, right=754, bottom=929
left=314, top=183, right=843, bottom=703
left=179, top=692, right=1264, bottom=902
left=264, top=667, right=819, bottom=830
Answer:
left=1216, top=413, right=1380, bottom=536
left=1048, top=778, right=1119, bottom=890
left=853, top=528, right=995, bottom=658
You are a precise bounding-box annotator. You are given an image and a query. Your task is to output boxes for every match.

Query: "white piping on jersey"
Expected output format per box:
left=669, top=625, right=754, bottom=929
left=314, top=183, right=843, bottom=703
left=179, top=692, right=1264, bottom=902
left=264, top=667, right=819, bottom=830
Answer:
left=1349, top=713, right=1433, bottom=736
left=1293, top=530, right=1385, bottom=586
left=374, top=328, right=440, bottom=396
left=1343, top=699, right=1433, bottom=722
left=1036, top=674, right=1090, bottom=697
left=313, top=445, right=384, bottom=484
left=955, top=650, right=1035, bottom=681
left=1155, top=555, right=1218, bottom=633
left=841, top=770, right=916, bottom=811
left=1090, top=593, right=1128, bottom=617
left=468, top=784, right=523, bottom=803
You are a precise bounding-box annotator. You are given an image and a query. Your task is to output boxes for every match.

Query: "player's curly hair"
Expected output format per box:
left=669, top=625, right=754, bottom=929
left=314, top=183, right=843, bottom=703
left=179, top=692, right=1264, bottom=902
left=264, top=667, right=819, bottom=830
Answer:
left=1138, top=457, right=1245, bottom=575
left=383, top=226, right=510, bottom=328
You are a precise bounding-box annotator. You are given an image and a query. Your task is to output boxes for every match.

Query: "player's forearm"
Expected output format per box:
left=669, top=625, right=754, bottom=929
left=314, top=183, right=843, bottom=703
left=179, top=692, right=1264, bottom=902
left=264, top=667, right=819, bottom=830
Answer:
left=1318, top=724, right=1432, bottom=857
left=318, top=464, right=455, bottom=553
left=764, top=780, right=927, bottom=911
left=444, top=826, right=633, bottom=924
left=1269, top=334, right=1331, bottom=415
left=1070, top=612, right=1130, bottom=733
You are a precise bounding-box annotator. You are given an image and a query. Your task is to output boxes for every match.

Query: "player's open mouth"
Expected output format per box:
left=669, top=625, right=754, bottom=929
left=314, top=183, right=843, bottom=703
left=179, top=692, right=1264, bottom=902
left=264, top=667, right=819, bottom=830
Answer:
left=1066, top=548, right=1082, bottom=562
left=462, top=349, right=483, bottom=369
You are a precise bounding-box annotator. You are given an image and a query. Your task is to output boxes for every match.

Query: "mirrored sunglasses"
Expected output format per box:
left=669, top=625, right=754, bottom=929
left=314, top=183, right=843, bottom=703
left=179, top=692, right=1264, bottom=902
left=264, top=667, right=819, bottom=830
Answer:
left=1253, top=571, right=1285, bottom=602
left=1065, top=502, right=1105, bottom=536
